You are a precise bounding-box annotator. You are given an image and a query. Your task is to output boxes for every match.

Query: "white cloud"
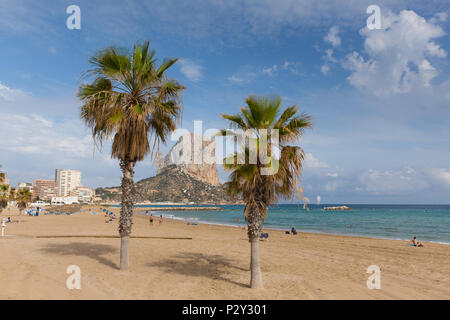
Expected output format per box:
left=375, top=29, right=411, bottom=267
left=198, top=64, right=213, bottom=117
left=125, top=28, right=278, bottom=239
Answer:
left=321, top=49, right=337, bottom=75
left=178, top=58, right=203, bottom=82
left=358, top=168, right=430, bottom=195
left=327, top=172, right=339, bottom=177
left=342, top=10, right=447, bottom=97
left=428, top=168, right=450, bottom=186
left=324, top=26, right=341, bottom=47
left=227, top=69, right=257, bottom=85
left=430, top=11, right=448, bottom=24
left=0, top=82, right=26, bottom=101
left=304, top=153, right=328, bottom=169
left=0, top=112, right=92, bottom=157
left=228, top=75, right=247, bottom=84
left=320, top=64, right=330, bottom=75
left=262, top=65, right=278, bottom=76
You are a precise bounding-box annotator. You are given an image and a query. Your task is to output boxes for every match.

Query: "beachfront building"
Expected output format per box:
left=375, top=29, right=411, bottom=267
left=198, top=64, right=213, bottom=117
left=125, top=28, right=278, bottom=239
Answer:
left=55, top=169, right=81, bottom=196
left=69, top=186, right=94, bottom=203
left=18, top=182, right=33, bottom=192
left=51, top=196, right=79, bottom=205
left=32, top=179, right=57, bottom=201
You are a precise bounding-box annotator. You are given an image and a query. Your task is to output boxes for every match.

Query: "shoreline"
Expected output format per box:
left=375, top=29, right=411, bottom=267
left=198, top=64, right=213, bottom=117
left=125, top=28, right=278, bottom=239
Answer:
left=133, top=210, right=450, bottom=246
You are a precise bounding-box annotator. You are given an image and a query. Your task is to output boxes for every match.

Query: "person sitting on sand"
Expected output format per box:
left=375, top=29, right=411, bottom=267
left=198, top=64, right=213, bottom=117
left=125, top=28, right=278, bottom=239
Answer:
left=410, top=237, right=424, bottom=247
left=260, top=232, right=269, bottom=241
left=291, top=227, right=297, bottom=235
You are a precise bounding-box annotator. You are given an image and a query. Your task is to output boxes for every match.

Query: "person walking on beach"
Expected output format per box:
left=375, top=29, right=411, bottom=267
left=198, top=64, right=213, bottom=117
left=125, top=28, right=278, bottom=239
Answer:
left=149, top=214, right=153, bottom=225
left=159, top=215, right=163, bottom=225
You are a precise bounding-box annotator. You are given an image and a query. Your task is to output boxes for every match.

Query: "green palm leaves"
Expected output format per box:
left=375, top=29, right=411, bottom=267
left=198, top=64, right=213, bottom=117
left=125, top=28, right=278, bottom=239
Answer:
left=78, top=40, right=185, bottom=162
left=0, top=184, right=10, bottom=211
left=16, top=188, right=32, bottom=211
left=220, top=95, right=313, bottom=206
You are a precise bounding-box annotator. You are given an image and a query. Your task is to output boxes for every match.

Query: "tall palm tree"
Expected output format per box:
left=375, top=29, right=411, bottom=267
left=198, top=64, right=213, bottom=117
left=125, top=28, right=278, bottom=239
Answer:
left=78, top=40, right=185, bottom=269
left=16, top=188, right=32, bottom=223
left=219, top=95, right=312, bottom=288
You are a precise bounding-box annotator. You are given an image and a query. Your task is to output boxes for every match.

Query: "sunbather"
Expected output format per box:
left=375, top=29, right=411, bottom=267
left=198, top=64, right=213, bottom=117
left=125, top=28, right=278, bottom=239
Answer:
left=409, top=237, right=424, bottom=247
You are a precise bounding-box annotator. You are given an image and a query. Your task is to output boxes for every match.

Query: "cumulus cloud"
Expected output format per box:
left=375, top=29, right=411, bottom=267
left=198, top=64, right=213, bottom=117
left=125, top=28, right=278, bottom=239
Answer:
left=262, top=61, right=301, bottom=76
left=321, top=49, right=338, bottom=75
left=324, top=26, right=341, bottom=47
left=178, top=59, right=203, bottom=82
left=342, top=10, right=447, bottom=97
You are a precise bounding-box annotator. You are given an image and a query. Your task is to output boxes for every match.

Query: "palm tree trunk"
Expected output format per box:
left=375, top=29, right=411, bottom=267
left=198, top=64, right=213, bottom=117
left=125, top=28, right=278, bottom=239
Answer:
left=19, top=209, right=23, bottom=223
left=246, top=202, right=265, bottom=289
left=119, top=159, right=136, bottom=270
left=250, top=239, right=263, bottom=288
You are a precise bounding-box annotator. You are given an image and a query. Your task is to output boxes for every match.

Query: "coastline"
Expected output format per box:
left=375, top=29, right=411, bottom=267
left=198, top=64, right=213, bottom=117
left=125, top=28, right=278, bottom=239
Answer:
left=0, top=206, right=449, bottom=299
left=131, top=206, right=450, bottom=245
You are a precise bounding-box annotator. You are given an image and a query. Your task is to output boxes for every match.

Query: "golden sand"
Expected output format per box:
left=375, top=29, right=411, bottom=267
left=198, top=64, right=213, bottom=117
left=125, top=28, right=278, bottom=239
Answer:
left=0, top=206, right=449, bottom=299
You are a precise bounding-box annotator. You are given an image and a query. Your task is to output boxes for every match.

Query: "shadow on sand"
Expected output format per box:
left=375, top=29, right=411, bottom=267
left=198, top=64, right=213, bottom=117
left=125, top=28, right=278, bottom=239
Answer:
left=39, top=242, right=119, bottom=270
left=148, top=252, right=249, bottom=288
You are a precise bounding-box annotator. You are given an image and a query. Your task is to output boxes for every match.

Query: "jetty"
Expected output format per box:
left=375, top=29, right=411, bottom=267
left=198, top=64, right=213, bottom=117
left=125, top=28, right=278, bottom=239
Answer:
left=323, top=206, right=353, bottom=211
left=137, top=206, right=222, bottom=213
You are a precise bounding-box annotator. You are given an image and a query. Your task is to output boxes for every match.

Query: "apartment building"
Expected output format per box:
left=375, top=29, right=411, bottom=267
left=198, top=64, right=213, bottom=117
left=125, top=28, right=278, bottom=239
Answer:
left=55, top=169, right=81, bottom=196
left=32, top=180, right=57, bottom=201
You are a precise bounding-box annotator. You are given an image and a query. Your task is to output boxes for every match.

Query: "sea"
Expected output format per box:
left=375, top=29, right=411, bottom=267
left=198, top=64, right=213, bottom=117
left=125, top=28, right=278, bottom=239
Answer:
left=129, top=204, right=450, bottom=244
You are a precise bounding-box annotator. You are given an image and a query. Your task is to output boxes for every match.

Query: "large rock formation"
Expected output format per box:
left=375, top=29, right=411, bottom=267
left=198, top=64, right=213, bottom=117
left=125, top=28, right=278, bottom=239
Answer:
left=157, top=133, right=219, bottom=186
left=95, top=134, right=237, bottom=204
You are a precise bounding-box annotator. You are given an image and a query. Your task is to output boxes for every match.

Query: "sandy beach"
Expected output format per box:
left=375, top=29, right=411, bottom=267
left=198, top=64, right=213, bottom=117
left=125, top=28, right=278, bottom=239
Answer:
left=0, top=206, right=449, bottom=300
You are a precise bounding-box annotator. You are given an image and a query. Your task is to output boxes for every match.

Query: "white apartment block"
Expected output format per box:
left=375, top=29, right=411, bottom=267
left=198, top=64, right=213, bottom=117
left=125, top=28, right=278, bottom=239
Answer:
left=55, top=169, right=81, bottom=196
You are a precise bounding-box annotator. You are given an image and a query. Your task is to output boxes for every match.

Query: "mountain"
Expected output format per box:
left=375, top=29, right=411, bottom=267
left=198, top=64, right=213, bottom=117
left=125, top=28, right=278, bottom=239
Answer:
left=95, top=133, right=240, bottom=204
left=95, top=165, right=236, bottom=204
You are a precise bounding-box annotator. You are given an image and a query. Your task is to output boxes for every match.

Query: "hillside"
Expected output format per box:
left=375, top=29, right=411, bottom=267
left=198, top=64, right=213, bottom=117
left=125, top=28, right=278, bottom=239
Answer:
left=95, top=165, right=236, bottom=204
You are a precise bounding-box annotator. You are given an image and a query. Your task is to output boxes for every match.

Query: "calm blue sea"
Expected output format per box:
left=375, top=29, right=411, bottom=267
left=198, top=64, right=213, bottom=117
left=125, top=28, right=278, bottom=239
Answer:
left=128, top=204, right=450, bottom=244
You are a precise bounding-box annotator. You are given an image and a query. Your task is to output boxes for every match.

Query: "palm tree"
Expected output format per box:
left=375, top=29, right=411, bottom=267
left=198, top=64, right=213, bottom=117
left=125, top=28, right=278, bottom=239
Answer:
left=0, top=184, right=10, bottom=214
left=16, top=188, right=32, bottom=223
left=219, top=95, right=312, bottom=288
left=78, top=40, right=185, bottom=269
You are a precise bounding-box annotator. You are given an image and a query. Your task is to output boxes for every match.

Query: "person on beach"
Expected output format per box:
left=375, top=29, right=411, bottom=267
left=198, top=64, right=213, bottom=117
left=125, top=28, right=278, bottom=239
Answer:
left=149, top=214, right=153, bottom=225
left=410, top=237, right=424, bottom=247
left=159, top=215, right=163, bottom=225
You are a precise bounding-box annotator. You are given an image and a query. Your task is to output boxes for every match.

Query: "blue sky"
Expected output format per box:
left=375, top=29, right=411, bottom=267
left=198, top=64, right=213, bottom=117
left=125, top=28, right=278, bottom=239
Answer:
left=0, top=0, right=449, bottom=204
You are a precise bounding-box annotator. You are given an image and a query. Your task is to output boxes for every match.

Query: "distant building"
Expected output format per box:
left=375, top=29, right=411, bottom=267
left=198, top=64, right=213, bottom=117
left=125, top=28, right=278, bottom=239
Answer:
left=55, top=169, right=81, bottom=196
left=18, top=182, right=33, bottom=192
left=32, top=180, right=57, bottom=201
left=51, top=196, right=79, bottom=205
left=69, top=186, right=94, bottom=203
